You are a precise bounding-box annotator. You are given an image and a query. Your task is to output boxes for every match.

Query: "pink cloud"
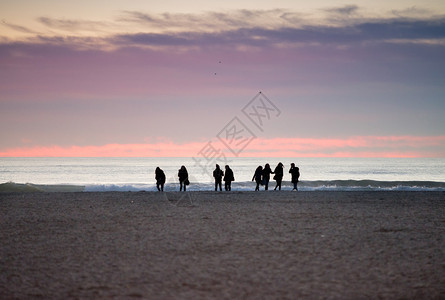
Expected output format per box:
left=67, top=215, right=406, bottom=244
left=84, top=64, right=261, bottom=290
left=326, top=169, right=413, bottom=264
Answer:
left=1, top=136, right=444, bottom=158
left=244, top=136, right=445, bottom=152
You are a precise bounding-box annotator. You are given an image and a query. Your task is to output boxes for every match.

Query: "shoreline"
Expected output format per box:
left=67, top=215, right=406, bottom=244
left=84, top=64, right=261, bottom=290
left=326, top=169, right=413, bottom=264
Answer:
left=1, top=180, right=445, bottom=193
left=1, top=191, right=444, bottom=298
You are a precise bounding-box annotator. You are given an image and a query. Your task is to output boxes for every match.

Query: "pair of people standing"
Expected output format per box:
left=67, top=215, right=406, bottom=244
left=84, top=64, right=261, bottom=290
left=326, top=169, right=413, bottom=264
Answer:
left=252, top=162, right=299, bottom=191
left=155, top=165, right=189, bottom=192
left=213, top=164, right=235, bottom=191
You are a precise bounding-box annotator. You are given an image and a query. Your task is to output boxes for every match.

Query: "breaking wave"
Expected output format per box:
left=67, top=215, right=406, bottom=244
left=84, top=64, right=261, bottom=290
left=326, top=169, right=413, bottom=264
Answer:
left=2, top=180, right=445, bottom=193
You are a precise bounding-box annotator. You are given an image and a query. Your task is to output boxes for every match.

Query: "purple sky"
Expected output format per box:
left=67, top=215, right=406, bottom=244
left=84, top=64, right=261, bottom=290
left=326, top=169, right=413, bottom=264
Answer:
left=1, top=2, right=444, bottom=157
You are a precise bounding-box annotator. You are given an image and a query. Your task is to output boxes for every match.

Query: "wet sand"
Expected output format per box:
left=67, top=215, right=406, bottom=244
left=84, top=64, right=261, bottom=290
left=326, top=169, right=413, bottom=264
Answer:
left=1, top=191, right=444, bottom=299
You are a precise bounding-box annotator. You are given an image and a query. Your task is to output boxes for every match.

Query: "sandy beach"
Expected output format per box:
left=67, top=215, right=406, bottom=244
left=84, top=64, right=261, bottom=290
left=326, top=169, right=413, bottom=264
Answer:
left=1, top=191, right=444, bottom=299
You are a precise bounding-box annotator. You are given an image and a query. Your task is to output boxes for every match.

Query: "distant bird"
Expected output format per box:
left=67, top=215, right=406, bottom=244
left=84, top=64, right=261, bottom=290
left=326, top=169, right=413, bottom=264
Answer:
left=214, top=61, right=222, bottom=76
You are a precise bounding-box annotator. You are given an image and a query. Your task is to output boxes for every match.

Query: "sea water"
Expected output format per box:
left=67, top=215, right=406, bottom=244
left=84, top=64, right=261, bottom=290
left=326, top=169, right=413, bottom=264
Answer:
left=1, top=157, right=444, bottom=192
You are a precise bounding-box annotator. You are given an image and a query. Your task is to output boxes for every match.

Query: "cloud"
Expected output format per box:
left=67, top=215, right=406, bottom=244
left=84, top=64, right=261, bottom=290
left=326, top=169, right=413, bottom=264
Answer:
left=119, top=9, right=292, bottom=32
left=391, top=6, right=432, bottom=18
left=1, top=20, right=39, bottom=34
left=38, top=17, right=112, bottom=32
left=105, top=17, right=445, bottom=50
left=1, top=21, right=444, bottom=103
left=1, top=136, right=444, bottom=158
left=324, top=5, right=360, bottom=16
left=2, top=8, right=445, bottom=51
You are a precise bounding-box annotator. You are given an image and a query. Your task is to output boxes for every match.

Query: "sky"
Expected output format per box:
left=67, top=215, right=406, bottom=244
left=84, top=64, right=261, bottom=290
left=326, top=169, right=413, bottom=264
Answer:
left=1, top=0, right=444, bottom=157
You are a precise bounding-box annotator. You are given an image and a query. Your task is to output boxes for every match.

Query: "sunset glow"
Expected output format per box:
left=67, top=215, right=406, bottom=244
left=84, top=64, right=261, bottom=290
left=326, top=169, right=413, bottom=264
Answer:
left=1, top=136, right=443, bottom=158
left=1, top=1, right=444, bottom=158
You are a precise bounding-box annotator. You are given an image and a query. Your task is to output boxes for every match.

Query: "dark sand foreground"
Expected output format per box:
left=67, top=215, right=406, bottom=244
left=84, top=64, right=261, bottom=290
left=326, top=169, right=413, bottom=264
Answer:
left=1, top=191, right=444, bottom=299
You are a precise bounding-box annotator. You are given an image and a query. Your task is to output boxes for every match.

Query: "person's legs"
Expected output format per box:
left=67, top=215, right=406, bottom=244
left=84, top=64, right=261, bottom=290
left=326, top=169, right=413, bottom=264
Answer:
left=215, top=181, right=218, bottom=191
left=161, top=183, right=164, bottom=192
left=265, top=179, right=269, bottom=190
left=278, top=179, right=282, bottom=191
left=157, top=183, right=160, bottom=192
left=180, top=182, right=183, bottom=191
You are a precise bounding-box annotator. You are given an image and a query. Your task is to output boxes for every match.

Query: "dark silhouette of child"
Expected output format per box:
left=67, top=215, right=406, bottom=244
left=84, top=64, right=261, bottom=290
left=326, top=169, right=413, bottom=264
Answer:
left=273, top=162, right=284, bottom=190
left=178, top=165, right=189, bottom=191
left=223, top=165, right=234, bottom=191
left=155, top=167, right=166, bottom=192
left=213, top=164, right=224, bottom=191
left=289, top=163, right=300, bottom=191
left=252, top=166, right=263, bottom=191
left=262, top=163, right=273, bottom=191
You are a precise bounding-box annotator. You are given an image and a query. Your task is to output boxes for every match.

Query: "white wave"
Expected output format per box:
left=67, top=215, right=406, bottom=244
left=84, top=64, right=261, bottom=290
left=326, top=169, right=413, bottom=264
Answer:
left=3, top=180, right=445, bottom=193
left=81, top=180, right=445, bottom=192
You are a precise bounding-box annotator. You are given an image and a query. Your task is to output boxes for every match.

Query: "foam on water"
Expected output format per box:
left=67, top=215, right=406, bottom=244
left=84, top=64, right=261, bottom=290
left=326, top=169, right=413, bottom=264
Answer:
left=1, top=157, right=445, bottom=192
left=83, top=180, right=445, bottom=192
left=3, top=180, right=444, bottom=193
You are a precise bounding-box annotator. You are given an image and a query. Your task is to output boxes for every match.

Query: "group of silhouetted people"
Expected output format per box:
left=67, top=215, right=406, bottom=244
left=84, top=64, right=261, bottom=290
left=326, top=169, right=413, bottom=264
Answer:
left=252, top=162, right=300, bottom=191
left=154, top=163, right=299, bottom=192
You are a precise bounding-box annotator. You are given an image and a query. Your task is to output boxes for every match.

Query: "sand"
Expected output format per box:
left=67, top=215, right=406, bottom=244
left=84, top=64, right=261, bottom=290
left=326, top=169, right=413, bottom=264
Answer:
left=1, top=191, right=444, bottom=299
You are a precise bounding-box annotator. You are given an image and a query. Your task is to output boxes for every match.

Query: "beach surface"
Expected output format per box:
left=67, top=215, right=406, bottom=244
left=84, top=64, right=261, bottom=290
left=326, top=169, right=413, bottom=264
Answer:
left=1, top=191, right=444, bottom=299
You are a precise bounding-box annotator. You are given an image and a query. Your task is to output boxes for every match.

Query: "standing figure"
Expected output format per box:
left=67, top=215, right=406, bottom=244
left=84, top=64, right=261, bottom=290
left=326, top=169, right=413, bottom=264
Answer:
left=178, top=165, right=189, bottom=191
left=155, top=167, right=166, bottom=192
left=273, top=162, right=284, bottom=191
left=213, top=164, right=224, bottom=192
left=289, top=163, right=300, bottom=191
left=262, top=163, right=273, bottom=191
left=223, top=165, right=235, bottom=191
left=252, top=166, right=263, bottom=191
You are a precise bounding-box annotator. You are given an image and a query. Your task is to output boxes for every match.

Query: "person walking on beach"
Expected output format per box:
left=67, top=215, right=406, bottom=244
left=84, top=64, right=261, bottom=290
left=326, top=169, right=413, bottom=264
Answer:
left=252, top=166, right=263, bottom=191
left=262, top=163, right=273, bottom=191
left=273, top=162, right=284, bottom=190
left=213, top=164, right=224, bottom=192
left=178, top=165, right=189, bottom=191
left=289, top=163, right=300, bottom=191
left=223, top=165, right=235, bottom=191
left=155, top=167, right=166, bottom=192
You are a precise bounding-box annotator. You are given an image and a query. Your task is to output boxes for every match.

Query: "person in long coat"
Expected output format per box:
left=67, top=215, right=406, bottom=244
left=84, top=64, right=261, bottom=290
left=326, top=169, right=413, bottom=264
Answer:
left=213, top=164, right=224, bottom=191
left=262, top=163, right=273, bottom=191
left=252, top=166, right=263, bottom=191
left=155, top=167, right=166, bottom=192
left=223, top=165, right=235, bottom=191
left=178, top=165, right=189, bottom=191
left=289, top=163, right=300, bottom=191
left=273, top=162, right=284, bottom=191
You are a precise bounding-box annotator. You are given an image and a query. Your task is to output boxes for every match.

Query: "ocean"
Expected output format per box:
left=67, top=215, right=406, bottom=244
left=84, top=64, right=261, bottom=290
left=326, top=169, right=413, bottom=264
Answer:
left=1, top=157, right=444, bottom=192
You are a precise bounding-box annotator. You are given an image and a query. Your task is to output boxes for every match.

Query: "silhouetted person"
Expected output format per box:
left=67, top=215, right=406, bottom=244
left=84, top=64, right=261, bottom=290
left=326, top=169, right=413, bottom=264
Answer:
left=289, top=163, right=300, bottom=191
left=223, top=165, right=234, bottom=191
left=273, top=162, right=284, bottom=190
left=213, top=164, right=224, bottom=191
left=252, top=166, right=263, bottom=191
left=262, top=163, right=272, bottom=190
left=178, top=165, right=189, bottom=191
left=155, top=167, right=166, bottom=192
